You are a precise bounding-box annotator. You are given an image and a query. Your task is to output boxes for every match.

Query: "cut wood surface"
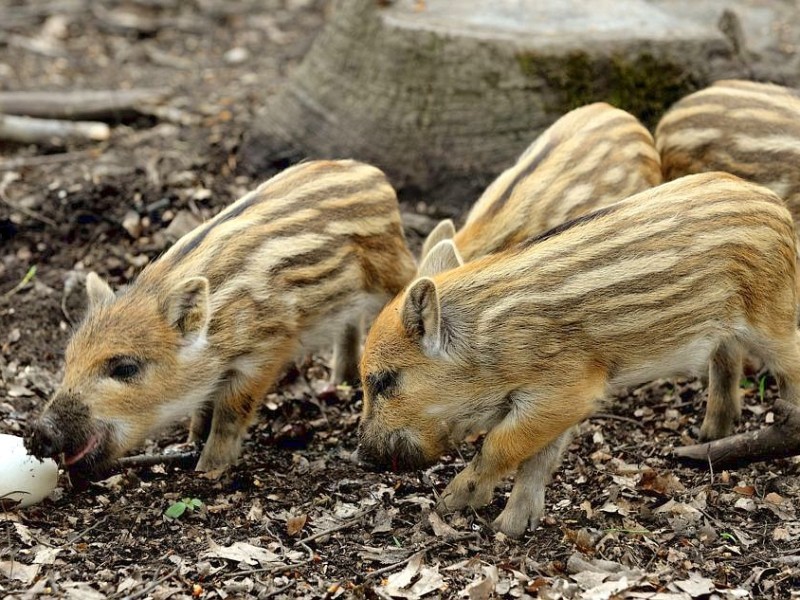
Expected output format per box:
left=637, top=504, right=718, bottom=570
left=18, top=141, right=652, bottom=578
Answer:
left=674, top=399, right=800, bottom=469
left=0, top=88, right=170, bottom=121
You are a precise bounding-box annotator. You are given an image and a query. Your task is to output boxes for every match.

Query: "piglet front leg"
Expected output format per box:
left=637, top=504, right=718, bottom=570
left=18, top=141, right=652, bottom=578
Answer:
left=491, top=429, right=573, bottom=537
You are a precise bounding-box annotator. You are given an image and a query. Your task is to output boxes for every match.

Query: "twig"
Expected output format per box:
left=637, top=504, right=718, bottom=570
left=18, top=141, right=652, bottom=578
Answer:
left=295, top=505, right=379, bottom=545
left=0, top=195, right=57, bottom=227
left=0, top=89, right=170, bottom=121
left=225, top=539, right=317, bottom=579
left=1, top=265, right=37, bottom=300
left=592, top=413, right=643, bottom=426
left=264, top=581, right=295, bottom=598
left=364, top=532, right=479, bottom=580
left=0, top=150, right=96, bottom=171
left=0, top=172, right=58, bottom=227
left=225, top=557, right=315, bottom=578
left=117, top=566, right=180, bottom=600
left=116, top=451, right=199, bottom=470
left=62, top=515, right=110, bottom=547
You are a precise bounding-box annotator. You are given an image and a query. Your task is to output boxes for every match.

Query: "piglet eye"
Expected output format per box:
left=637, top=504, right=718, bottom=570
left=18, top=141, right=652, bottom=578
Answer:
left=367, top=370, right=399, bottom=398
left=107, top=357, right=141, bottom=382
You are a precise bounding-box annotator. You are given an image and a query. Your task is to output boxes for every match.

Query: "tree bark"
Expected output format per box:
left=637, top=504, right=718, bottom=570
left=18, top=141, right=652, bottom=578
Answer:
left=674, top=400, right=800, bottom=469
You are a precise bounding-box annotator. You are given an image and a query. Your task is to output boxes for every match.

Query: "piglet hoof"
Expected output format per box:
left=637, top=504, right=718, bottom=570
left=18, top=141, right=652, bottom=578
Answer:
left=492, top=507, right=541, bottom=538
left=195, top=445, right=238, bottom=473
left=698, top=418, right=734, bottom=443
left=437, top=468, right=493, bottom=514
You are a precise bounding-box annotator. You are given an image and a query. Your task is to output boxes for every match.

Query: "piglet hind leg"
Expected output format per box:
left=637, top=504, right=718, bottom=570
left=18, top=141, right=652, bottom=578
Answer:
left=700, top=340, right=743, bottom=441
left=765, top=331, right=800, bottom=409
left=492, top=428, right=574, bottom=538
left=188, top=401, right=213, bottom=445
left=195, top=363, right=284, bottom=472
left=330, top=323, right=361, bottom=385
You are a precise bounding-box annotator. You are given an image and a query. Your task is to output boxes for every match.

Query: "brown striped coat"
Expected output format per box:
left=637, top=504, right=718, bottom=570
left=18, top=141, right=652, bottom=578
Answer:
left=357, top=172, right=800, bottom=537
left=27, top=160, right=417, bottom=473
left=421, top=103, right=662, bottom=262
left=656, top=79, right=800, bottom=225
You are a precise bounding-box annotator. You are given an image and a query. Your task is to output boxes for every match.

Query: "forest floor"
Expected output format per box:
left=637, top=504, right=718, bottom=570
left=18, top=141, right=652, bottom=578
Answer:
left=1, top=1, right=799, bottom=599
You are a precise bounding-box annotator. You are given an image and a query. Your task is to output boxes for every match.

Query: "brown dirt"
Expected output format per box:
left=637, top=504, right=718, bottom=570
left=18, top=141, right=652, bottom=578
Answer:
left=1, top=2, right=798, bottom=599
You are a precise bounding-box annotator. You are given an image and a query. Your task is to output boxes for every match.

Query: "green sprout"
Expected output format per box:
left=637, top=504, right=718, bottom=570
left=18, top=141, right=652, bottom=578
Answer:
left=758, top=375, right=767, bottom=403
left=164, top=497, right=204, bottom=519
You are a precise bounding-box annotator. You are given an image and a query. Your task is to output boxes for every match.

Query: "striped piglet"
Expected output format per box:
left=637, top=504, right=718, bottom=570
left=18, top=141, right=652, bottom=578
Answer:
left=27, top=160, right=417, bottom=472
left=358, top=172, right=800, bottom=536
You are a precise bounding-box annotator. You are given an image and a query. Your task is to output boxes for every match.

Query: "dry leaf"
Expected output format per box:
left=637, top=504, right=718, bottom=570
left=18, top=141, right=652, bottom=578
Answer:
left=460, top=565, right=498, bottom=599
left=33, top=547, right=60, bottom=565
left=583, top=576, right=631, bottom=600
left=372, top=508, right=395, bottom=534
left=734, top=497, right=756, bottom=512
left=637, top=469, right=685, bottom=496
left=428, top=512, right=457, bottom=538
left=380, top=553, right=446, bottom=599
left=203, top=540, right=282, bottom=567
left=287, top=514, right=308, bottom=537
left=0, top=560, right=40, bottom=584
left=764, top=492, right=783, bottom=505
left=12, top=522, right=35, bottom=546
left=772, top=527, right=790, bottom=541
left=674, top=573, right=715, bottom=597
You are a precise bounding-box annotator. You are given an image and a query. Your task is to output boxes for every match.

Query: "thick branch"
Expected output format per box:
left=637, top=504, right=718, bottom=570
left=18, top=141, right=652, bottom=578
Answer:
left=674, top=399, right=800, bottom=469
left=0, top=89, right=170, bottom=121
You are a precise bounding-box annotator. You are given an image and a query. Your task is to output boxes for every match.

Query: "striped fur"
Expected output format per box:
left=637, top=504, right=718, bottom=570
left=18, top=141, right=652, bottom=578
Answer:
left=656, top=79, right=800, bottom=225
left=357, top=172, right=800, bottom=537
left=421, top=103, right=662, bottom=262
left=28, top=160, right=416, bottom=473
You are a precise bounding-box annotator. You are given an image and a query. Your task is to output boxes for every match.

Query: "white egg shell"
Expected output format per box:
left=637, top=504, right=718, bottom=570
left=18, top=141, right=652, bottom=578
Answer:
left=0, top=433, right=58, bottom=508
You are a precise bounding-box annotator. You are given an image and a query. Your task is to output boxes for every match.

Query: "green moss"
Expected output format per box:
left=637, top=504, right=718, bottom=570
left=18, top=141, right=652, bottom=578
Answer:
left=516, top=50, right=702, bottom=128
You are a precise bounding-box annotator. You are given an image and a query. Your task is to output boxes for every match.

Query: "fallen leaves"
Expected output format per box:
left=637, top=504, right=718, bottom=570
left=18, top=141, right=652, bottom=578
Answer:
left=377, top=553, right=446, bottom=599
left=203, top=540, right=282, bottom=567
left=287, top=513, right=308, bottom=537
left=0, top=560, right=40, bottom=584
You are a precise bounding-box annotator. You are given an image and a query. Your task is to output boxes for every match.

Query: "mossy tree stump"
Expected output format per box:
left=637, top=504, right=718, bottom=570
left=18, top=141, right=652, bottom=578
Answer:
left=239, top=0, right=742, bottom=205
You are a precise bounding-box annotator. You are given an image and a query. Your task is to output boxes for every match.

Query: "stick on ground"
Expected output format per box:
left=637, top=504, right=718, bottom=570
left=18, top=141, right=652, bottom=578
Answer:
left=0, top=114, right=109, bottom=144
left=0, top=88, right=169, bottom=121
left=674, top=399, right=800, bottom=469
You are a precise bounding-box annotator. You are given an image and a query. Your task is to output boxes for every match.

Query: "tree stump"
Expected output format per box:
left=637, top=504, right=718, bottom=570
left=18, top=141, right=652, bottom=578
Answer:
left=239, top=0, right=742, bottom=206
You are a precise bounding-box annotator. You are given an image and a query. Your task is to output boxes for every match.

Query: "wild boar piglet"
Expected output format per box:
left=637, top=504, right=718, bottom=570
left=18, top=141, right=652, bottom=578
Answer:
left=27, top=160, right=416, bottom=473
left=358, top=172, right=800, bottom=537
left=656, top=79, right=800, bottom=224
left=421, top=102, right=662, bottom=262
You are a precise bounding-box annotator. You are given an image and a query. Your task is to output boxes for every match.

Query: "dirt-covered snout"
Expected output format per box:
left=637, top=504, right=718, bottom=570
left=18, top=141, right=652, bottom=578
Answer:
left=354, top=425, right=432, bottom=473
left=26, top=390, right=116, bottom=473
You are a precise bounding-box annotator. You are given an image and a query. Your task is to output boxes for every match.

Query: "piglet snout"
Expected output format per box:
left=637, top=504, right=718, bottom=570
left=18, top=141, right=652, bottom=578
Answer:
left=26, top=418, right=64, bottom=460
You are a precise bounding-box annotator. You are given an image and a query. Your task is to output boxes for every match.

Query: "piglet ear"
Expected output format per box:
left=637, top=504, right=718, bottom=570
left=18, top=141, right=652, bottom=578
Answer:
left=165, top=277, right=210, bottom=337
left=401, top=277, right=443, bottom=354
left=85, top=272, right=115, bottom=309
left=417, top=240, right=463, bottom=278
left=420, top=219, right=456, bottom=261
